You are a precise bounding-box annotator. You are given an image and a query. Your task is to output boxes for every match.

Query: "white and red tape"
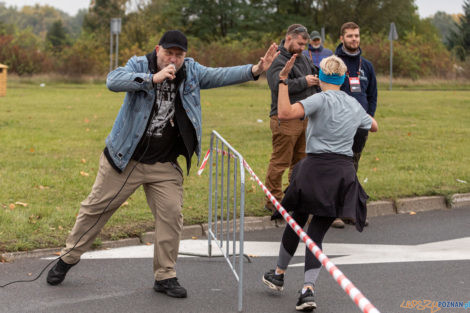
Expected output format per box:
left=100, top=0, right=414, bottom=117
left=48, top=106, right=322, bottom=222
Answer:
left=198, top=148, right=381, bottom=313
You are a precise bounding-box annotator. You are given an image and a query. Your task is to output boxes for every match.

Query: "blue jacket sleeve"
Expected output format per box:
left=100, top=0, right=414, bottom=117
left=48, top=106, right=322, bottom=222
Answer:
left=366, top=62, right=377, bottom=116
left=106, top=56, right=154, bottom=92
left=194, top=62, right=254, bottom=89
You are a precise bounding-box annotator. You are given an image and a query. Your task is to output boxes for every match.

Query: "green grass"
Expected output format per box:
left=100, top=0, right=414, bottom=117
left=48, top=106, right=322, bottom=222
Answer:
left=376, top=75, right=470, bottom=90
left=0, top=80, right=469, bottom=252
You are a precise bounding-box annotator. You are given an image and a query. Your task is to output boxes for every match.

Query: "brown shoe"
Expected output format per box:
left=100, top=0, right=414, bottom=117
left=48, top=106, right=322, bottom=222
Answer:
left=331, top=218, right=345, bottom=229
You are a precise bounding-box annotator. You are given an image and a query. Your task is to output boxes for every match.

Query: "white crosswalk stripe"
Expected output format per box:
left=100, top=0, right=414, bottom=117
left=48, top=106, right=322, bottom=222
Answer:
left=43, top=237, right=470, bottom=265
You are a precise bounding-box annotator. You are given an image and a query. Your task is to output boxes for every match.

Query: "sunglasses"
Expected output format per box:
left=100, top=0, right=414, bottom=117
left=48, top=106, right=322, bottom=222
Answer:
left=292, top=26, right=308, bottom=34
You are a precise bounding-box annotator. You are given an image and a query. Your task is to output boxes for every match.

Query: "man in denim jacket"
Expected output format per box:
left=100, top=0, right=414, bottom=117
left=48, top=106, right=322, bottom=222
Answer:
left=47, top=30, right=278, bottom=298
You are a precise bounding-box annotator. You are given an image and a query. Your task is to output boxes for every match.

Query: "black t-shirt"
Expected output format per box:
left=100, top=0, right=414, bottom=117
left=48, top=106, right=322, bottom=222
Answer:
left=131, top=78, right=183, bottom=164
left=131, top=112, right=184, bottom=164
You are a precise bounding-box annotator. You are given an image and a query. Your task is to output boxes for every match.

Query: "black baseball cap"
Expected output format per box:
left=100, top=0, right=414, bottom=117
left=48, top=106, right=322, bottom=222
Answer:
left=159, top=30, right=188, bottom=51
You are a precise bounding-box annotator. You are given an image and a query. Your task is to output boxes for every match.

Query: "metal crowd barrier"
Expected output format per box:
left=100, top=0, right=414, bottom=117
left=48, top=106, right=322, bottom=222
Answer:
left=206, top=130, right=247, bottom=312
left=198, top=130, right=381, bottom=313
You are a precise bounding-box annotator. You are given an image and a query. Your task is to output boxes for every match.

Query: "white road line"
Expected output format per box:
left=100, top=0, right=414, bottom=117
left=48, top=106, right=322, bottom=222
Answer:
left=43, top=237, right=470, bottom=265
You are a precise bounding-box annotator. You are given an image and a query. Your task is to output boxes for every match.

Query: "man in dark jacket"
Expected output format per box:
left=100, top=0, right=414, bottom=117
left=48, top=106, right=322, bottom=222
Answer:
left=333, top=21, right=377, bottom=228
left=264, top=24, right=320, bottom=215
left=302, top=30, right=333, bottom=67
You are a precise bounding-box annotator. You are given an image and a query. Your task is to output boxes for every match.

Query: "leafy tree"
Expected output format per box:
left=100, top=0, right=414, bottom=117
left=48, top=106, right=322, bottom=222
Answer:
left=0, top=2, right=83, bottom=40
left=0, top=20, right=15, bottom=35
left=447, top=0, right=470, bottom=61
left=57, top=33, right=108, bottom=75
left=67, top=9, right=87, bottom=39
left=46, top=20, right=70, bottom=52
left=0, top=28, right=51, bottom=75
left=82, top=0, right=127, bottom=38
left=307, top=0, right=421, bottom=39
left=430, top=11, right=459, bottom=46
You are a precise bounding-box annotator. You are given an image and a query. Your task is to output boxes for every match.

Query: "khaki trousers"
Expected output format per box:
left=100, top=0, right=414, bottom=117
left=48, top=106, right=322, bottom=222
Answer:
left=61, top=152, right=184, bottom=281
left=265, top=116, right=308, bottom=210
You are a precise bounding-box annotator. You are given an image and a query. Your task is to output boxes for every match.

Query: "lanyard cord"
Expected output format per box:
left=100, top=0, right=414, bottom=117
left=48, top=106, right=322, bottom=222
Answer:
left=346, top=57, right=362, bottom=77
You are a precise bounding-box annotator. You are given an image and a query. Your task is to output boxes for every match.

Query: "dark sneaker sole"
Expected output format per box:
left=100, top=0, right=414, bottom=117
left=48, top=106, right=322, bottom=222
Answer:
left=262, top=275, right=283, bottom=291
left=296, top=301, right=317, bottom=311
left=153, top=286, right=187, bottom=298
left=331, top=221, right=345, bottom=228
left=46, top=278, right=64, bottom=286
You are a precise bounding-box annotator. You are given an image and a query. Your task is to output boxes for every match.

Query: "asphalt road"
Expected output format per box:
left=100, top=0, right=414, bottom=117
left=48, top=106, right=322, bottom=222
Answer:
left=1, top=207, right=469, bottom=313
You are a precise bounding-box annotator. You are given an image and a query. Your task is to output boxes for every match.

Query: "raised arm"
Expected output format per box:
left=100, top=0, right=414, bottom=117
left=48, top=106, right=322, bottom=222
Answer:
left=251, top=43, right=279, bottom=76
left=197, top=43, right=279, bottom=89
left=277, top=54, right=306, bottom=120
left=267, top=58, right=309, bottom=95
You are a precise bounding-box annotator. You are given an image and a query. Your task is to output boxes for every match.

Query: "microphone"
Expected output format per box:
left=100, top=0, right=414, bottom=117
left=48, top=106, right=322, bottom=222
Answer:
left=163, top=63, right=176, bottom=84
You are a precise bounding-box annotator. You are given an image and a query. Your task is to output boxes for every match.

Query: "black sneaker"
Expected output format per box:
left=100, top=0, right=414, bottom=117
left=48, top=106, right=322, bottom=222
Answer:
left=46, top=258, right=79, bottom=285
left=262, top=269, right=284, bottom=291
left=296, top=288, right=317, bottom=311
left=154, top=277, right=187, bottom=298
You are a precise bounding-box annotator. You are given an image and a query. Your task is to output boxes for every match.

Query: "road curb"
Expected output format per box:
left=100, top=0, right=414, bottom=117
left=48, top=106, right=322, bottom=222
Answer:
left=396, top=196, right=447, bottom=214
left=451, top=193, right=470, bottom=209
left=2, top=193, right=469, bottom=262
left=367, top=200, right=395, bottom=217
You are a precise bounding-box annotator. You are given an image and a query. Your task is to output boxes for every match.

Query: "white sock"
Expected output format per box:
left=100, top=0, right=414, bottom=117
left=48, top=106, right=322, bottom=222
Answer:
left=302, top=286, right=314, bottom=294
left=275, top=268, right=284, bottom=275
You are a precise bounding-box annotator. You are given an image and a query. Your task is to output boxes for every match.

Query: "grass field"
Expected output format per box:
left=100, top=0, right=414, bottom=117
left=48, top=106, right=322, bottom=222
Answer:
left=0, top=79, right=469, bottom=253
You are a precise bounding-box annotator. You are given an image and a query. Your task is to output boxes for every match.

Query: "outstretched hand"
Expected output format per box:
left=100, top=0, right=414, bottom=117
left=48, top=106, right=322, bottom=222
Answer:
left=279, top=54, right=297, bottom=80
left=251, top=43, right=280, bottom=76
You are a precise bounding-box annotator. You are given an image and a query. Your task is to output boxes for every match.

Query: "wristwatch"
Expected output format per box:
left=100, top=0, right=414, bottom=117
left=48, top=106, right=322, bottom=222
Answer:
left=278, top=79, right=287, bottom=85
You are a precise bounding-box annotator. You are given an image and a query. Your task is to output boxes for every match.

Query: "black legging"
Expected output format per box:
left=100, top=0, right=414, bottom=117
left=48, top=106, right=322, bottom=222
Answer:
left=278, top=213, right=335, bottom=272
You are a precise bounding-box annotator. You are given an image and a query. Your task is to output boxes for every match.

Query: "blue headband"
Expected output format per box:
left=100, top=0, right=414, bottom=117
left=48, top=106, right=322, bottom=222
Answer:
left=319, top=69, right=345, bottom=85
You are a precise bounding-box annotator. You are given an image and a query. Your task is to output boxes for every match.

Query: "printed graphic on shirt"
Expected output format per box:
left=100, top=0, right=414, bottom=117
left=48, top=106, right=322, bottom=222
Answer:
left=147, top=81, right=177, bottom=137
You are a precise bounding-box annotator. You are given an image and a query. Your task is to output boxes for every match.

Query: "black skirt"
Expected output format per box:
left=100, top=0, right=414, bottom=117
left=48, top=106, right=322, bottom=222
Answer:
left=280, top=153, right=369, bottom=232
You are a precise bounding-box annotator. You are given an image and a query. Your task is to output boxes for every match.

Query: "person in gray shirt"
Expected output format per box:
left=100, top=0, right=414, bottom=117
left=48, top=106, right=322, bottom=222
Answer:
left=262, top=55, right=377, bottom=312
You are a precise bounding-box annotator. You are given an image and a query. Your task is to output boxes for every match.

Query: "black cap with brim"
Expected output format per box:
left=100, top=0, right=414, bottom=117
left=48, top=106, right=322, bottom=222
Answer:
left=310, top=30, right=321, bottom=40
left=159, top=30, right=188, bottom=51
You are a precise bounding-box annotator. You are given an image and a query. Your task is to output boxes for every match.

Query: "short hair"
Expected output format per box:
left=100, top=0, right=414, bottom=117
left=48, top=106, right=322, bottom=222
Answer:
left=319, top=55, right=347, bottom=76
left=340, top=22, right=360, bottom=36
left=286, top=24, right=309, bottom=40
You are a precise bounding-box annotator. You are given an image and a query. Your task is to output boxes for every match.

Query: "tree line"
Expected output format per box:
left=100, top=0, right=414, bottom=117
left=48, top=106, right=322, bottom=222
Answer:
left=0, top=0, right=469, bottom=78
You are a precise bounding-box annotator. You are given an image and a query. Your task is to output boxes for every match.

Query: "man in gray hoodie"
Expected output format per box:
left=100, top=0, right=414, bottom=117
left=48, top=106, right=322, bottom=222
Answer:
left=264, top=24, right=320, bottom=216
